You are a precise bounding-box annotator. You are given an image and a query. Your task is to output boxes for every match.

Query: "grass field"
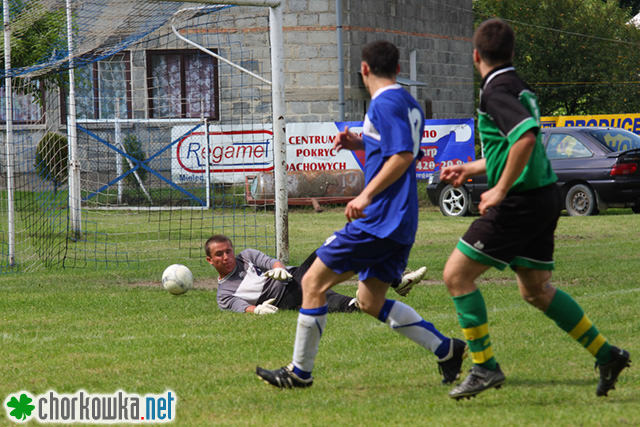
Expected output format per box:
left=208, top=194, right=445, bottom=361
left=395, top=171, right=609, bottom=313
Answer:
left=1, top=206, right=638, bottom=425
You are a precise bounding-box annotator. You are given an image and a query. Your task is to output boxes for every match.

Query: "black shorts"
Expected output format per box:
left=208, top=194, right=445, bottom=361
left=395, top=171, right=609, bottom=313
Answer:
left=457, top=184, right=561, bottom=271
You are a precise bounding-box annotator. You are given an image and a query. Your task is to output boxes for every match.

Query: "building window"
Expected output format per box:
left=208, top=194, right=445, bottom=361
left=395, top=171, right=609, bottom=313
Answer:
left=0, top=84, right=44, bottom=124
left=146, top=49, right=219, bottom=120
left=73, top=52, right=132, bottom=120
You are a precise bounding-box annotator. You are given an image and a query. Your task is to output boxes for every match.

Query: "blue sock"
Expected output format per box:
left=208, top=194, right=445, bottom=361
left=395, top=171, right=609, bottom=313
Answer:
left=292, top=365, right=312, bottom=380
left=434, top=337, right=453, bottom=360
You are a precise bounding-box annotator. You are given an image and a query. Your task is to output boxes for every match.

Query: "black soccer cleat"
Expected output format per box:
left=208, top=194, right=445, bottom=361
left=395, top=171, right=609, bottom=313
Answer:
left=595, top=346, right=630, bottom=397
left=449, top=363, right=505, bottom=400
left=437, top=338, right=468, bottom=384
left=256, top=363, right=313, bottom=389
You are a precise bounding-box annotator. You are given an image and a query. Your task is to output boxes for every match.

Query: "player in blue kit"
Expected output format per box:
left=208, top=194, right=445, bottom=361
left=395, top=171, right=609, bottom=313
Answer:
left=256, top=40, right=467, bottom=388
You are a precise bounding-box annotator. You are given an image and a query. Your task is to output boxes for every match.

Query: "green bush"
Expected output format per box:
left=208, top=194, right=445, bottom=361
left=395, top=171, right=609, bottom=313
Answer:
left=122, top=134, right=147, bottom=187
left=34, top=132, right=68, bottom=193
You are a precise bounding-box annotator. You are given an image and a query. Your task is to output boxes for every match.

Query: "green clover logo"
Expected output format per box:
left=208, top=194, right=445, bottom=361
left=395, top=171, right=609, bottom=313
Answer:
left=6, top=393, right=35, bottom=422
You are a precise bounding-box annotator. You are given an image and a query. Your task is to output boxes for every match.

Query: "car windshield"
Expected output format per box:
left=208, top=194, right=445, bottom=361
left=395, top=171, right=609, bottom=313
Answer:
left=584, top=128, right=640, bottom=153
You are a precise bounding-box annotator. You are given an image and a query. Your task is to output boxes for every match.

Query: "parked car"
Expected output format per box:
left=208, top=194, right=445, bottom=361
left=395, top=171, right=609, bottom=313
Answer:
left=427, top=127, right=640, bottom=216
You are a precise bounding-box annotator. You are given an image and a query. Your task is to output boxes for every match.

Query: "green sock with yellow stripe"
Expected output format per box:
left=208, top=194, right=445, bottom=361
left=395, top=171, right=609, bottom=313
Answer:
left=544, top=289, right=612, bottom=364
left=452, top=289, right=497, bottom=370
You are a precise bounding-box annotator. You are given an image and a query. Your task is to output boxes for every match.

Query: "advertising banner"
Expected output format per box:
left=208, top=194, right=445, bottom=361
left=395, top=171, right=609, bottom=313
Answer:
left=540, top=113, right=640, bottom=136
left=413, top=118, right=475, bottom=179
left=171, top=119, right=475, bottom=184
left=287, top=122, right=363, bottom=172
left=170, top=124, right=274, bottom=184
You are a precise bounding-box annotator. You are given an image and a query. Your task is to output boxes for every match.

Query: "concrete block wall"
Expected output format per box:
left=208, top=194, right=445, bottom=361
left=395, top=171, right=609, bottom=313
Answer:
left=159, top=0, right=473, bottom=123
left=342, top=0, right=474, bottom=121
left=125, top=0, right=473, bottom=123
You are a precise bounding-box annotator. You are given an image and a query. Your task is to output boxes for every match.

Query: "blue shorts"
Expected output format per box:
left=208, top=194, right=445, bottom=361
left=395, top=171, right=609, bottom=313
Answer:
left=315, top=222, right=412, bottom=283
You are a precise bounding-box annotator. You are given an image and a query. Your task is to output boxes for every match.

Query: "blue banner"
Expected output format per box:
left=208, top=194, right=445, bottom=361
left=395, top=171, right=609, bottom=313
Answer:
left=333, top=118, right=475, bottom=179
left=415, top=118, right=475, bottom=179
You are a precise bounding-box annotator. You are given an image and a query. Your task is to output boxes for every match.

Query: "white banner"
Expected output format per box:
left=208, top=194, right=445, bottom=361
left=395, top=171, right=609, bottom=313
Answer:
left=170, top=123, right=274, bottom=184
left=285, top=122, right=362, bottom=173
left=170, top=120, right=474, bottom=184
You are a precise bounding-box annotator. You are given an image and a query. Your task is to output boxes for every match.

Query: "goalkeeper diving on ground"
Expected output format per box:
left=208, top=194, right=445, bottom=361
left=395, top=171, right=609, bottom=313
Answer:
left=205, top=234, right=428, bottom=314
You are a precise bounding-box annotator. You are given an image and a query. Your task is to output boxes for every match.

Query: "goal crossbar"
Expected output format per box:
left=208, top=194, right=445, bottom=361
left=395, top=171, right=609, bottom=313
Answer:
left=159, top=0, right=281, bottom=6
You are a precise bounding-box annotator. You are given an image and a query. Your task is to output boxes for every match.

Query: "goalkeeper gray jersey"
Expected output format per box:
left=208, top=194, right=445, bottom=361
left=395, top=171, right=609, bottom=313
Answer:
left=216, top=249, right=290, bottom=313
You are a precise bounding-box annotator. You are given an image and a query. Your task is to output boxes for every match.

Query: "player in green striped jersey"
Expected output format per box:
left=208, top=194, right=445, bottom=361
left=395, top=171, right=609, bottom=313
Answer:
left=440, top=18, right=630, bottom=400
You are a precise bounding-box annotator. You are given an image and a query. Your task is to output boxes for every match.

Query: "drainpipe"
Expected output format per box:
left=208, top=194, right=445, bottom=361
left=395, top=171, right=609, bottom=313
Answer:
left=336, top=0, right=345, bottom=120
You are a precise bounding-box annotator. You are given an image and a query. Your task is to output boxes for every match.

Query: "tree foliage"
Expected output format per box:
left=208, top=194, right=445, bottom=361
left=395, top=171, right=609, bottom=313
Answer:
left=617, top=0, right=640, bottom=16
left=474, top=0, right=640, bottom=115
left=1, top=1, right=66, bottom=70
left=1, top=1, right=67, bottom=102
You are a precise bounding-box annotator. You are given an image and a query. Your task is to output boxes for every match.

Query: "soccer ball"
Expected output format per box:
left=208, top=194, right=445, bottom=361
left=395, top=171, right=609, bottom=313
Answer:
left=162, top=264, right=193, bottom=295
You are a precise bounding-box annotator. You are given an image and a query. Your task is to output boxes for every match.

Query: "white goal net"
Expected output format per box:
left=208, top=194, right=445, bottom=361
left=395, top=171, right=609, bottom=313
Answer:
left=0, top=0, right=287, bottom=272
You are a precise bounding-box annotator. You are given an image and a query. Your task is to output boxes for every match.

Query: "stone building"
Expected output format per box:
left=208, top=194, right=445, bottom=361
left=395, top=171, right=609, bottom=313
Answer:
left=2, top=0, right=474, bottom=192
left=124, top=0, right=475, bottom=124
left=281, top=0, right=475, bottom=121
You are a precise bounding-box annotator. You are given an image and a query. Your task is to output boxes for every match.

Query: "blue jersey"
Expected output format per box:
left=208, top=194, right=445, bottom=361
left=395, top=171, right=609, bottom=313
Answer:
left=352, top=84, right=424, bottom=245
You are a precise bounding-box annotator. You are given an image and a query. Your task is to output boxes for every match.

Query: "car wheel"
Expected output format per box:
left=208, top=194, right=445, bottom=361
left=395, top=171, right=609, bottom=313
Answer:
left=565, top=184, right=596, bottom=216
left=438, top=184, right=469, bottom=217
left=632, top=204, right=640, bottom=214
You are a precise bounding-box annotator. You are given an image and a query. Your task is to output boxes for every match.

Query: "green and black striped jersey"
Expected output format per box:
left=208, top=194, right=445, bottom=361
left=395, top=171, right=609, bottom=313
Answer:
left=478, top=64, right=557, bottom=192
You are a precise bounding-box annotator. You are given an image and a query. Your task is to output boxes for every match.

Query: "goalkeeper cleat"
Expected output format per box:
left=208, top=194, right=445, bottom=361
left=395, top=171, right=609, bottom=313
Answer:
left=394, top=266, right=427, bottom=297
left=595, top=346, right=630, bottom=397
left=449, top=364, right=505, bottom=400
left=256, top=363, right=313, bottom=389
left=437, top=338, right=468, bottom=384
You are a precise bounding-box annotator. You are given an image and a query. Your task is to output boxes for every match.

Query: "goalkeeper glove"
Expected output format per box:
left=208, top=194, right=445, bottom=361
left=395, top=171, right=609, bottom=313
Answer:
left=253, top=298, right=278, bottom=315
left=263, top=267, right=292, bottom=282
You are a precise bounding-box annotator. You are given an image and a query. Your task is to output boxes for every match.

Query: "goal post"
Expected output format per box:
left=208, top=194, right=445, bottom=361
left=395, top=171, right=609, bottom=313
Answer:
left=65, top=0, right=81, bottom=239
left=2, top=0, right=15, bottom=266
